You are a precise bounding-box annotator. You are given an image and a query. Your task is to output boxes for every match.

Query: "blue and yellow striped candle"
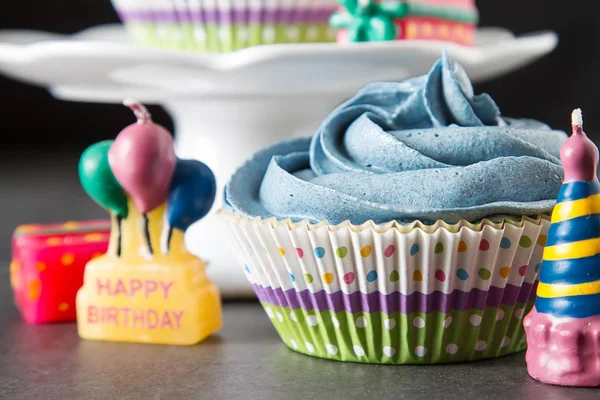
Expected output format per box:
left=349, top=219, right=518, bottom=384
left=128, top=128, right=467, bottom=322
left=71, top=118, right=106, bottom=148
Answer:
left=535, top=108, right=600, bottom=318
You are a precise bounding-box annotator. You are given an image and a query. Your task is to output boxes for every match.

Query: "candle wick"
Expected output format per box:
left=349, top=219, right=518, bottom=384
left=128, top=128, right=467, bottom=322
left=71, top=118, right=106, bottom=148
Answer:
left=123, top=98, right=153, bottom=124
left=571, top=108, right=583, bottom=128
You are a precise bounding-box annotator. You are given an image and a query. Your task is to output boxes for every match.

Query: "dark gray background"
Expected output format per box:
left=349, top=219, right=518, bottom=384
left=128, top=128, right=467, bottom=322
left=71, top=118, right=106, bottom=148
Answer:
left=1, top=0, right=600, bottom=255
left=0, top=0, right=599, bottom=255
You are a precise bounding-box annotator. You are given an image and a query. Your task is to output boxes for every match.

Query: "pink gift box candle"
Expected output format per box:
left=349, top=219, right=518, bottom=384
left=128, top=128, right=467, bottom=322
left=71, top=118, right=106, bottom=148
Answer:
left=10, top=220, right=111, bottom=324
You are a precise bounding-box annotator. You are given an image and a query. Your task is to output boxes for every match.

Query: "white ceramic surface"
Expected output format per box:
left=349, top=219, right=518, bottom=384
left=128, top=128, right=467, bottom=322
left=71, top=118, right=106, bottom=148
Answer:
left=0, top=25, right=558, bottom=297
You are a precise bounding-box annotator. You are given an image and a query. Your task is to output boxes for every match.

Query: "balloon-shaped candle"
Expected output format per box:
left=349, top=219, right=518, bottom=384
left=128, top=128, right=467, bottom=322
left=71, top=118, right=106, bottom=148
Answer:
left=108, top=99, right=177, bottom=255
left=162, top=159, right=217, bottom=254
left=76, top=100, right=222, bottom=346
left=79, top=140, right=128, bottom=255
left=524, top=109, right=600, bottom=387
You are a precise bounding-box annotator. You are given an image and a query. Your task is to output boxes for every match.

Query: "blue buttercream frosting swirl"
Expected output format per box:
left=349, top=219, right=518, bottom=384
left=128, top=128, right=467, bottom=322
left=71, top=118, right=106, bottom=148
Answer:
left=225, top=54, right=567, bottom=225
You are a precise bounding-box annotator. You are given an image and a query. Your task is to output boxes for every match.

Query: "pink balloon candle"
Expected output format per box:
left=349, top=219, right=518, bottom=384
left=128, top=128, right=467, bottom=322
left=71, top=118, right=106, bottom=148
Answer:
left=108, top=100, right=177, bottom=214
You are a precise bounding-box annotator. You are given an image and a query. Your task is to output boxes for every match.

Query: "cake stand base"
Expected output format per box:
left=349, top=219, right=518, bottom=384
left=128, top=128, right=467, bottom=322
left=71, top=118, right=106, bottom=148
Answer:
left=167, top=95, right=343, bottom=295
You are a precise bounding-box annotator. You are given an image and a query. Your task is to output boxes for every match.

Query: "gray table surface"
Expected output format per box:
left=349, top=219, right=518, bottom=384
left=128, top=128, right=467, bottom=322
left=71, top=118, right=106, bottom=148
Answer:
left=0, top=267, right=597, bottom=400
left=1, top=152, right=599, bottom=399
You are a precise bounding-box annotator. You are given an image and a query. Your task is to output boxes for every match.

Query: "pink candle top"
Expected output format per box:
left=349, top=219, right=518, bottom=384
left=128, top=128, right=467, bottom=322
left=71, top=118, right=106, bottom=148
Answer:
left=560, top=108, right=598, bottom=182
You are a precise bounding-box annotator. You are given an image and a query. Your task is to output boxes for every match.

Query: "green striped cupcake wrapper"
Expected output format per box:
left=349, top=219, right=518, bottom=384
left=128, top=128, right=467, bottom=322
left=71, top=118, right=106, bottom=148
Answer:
left=220, top=211, right=550, bottom=364
left=263, top=303, right=533, bottom=364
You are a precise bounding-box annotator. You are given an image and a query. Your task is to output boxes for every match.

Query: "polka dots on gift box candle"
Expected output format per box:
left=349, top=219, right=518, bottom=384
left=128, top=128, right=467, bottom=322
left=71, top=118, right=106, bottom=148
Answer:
left=83, top=233, right=105, bottom=242
left=46, top=237, right=62, bottom=246
left=61, top=253, right=75, bottom=266
left=36, top=262, right=47, bottom=272
left=26, top=279, right=42, bottom=301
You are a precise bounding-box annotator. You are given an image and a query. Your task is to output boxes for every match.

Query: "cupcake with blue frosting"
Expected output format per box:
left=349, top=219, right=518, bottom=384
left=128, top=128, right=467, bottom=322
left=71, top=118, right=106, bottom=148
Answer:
left=220, top=54, right=567, bottom=364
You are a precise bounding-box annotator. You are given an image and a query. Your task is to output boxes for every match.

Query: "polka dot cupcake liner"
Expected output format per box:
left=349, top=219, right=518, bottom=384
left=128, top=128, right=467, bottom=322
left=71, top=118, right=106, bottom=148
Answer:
left=219, top=211, right=549, bottom=364
left=111, top=0, right=338, bottom=53
left=262, top=303, right=531, bottom=363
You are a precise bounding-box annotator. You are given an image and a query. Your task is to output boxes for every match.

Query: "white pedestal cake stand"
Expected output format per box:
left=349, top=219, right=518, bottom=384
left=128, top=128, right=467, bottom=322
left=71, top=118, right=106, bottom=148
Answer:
left=0, top=25, right=558, bottom=297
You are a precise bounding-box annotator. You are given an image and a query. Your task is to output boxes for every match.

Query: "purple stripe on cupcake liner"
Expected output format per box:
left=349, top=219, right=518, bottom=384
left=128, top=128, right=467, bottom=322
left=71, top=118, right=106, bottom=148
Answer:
left=117, top=8, right=335, bottom=25
left=252, top=282, right=538, bottom=314
left=174, top=10, right=192, bottom=23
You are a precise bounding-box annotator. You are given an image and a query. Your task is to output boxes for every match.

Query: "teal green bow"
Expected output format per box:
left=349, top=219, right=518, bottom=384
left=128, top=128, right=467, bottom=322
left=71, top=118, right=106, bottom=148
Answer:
left=330, top=0, right=409, bottom=42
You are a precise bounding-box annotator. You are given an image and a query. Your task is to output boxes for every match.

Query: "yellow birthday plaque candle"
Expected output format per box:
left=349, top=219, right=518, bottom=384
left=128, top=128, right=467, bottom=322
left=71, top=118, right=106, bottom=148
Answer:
left=76, top=100, right=221, bottom=345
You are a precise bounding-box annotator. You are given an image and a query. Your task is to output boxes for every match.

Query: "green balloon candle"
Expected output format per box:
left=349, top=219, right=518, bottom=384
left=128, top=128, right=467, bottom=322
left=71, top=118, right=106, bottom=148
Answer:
left=79, top=140, right=129, bottom=218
